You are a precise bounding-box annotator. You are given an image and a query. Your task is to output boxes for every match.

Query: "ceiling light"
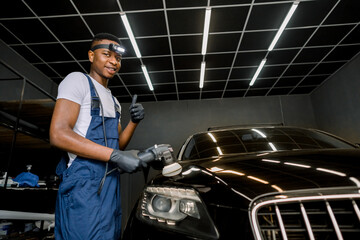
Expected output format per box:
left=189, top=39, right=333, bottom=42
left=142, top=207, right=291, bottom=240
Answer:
left=316, top=168, right=346, bottom=177
left=251, top=129, right=267, bottom=138
left=271, top=185, right=283, bottom=192
left=141, top=65, right=154, bottom=91
left=207, top=132, right=217, bottom=142
left=249, top=58, right=267, bottom=86
left=216, top=147, right=223, bottom=155
left=120, top=12, right=142, bottom=58
left=201, top=8, right=212, bottom=55
left=209, top=167, right=224, bottom=172
left=268, top=142, right=277, bottom=151
left=219, top=170, right=245, bottom=176
left=268, top=0, right=300, bottom=51
left=247, top=176, right=269, bottom=184
left=262, top=159, right=280, bottom=163
left=199, top=61, right=206, bottom=88
left=349, top=177, right=360, bottom=188
left=284, top=162, right=311, bottom=168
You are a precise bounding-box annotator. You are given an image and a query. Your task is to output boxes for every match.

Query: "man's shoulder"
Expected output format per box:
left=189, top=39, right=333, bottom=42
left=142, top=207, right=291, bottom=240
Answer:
left=60, top=72, right=89, bottom=87
left=57, top=72, right=90, bottom=101
left=64, top=71, right=87, bottom=81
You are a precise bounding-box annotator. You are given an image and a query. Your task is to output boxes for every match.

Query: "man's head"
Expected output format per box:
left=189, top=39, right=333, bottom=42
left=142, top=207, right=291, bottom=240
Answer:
left=88, top=33, right=124, bottom=81
left=90, top=33, right=124, bottom=54
left=91, top=32, right=121, bottom=46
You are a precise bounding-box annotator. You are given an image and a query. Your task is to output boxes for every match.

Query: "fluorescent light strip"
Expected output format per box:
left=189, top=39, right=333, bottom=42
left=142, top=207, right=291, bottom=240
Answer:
left=182, top=167, right=201, bottom=176
left=141, top=65, right=154, bottom=91
left=199, top=61, right=206, bottom=88
left=269, top=142, right=277, bottom=151
left=262, top=159, right=280, bottom=164
left=251, top=129, right=267, bottom=138
left=247, top=176, right=269, bottom=184
left=249, top=58, right=266, bottom=86
left=120, top=12, right=142, bottom=58
left=220, top=170, right=245, bottom=176
left=268, top=1, right=299, bottom=51
left=349, top=177, right=360, bottom=187
left=201, top=8, right=212, bottom=55
left=209, top=167, right=223, bottom=172
left=216, top=147, right=223, bottom=155
left=207, top=132, right=217, bottom=142
left=316, top=168, right=346, bottom=177
left=284, top=162, right=311, bottom=168
left=276, top=195, right=288, bottom=199
left=271, top=185, right=283, bottom=192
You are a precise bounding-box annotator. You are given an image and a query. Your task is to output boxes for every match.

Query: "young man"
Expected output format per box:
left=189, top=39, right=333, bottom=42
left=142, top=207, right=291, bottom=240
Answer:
left=50, top=33, right=145, bottom=239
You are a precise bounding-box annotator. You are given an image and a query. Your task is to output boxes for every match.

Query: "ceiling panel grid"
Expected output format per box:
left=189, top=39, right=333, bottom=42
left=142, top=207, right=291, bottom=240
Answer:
left=0, top=0, right=359, bottom=102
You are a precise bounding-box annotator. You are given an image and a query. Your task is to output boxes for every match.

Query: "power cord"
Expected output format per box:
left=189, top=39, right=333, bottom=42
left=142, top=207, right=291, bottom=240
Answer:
left=92, top=84, right=110, bottom=195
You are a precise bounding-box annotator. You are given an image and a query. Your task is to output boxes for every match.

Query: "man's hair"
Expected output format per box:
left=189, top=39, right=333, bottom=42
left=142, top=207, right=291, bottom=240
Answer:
left=91, top=33, right=121, bottom=47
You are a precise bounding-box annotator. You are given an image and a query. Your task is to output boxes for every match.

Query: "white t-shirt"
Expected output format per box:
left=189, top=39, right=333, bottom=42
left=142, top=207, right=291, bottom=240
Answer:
left=57, top=72, right=121, bottom=166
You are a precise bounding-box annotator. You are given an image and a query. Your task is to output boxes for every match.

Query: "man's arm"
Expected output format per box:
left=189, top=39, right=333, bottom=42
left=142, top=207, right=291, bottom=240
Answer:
left=50, top=99, right=113, bottom=161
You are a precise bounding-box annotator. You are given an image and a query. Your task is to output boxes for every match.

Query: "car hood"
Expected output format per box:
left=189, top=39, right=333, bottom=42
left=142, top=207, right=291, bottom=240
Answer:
left=156, top=149, right=360, bottom=202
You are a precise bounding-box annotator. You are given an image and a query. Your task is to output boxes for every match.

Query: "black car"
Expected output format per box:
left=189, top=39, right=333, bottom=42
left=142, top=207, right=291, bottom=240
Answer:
left=123, top=126, right=360, bottom=240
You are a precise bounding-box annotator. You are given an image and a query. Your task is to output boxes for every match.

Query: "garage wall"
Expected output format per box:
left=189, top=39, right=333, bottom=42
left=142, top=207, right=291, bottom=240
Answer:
left=0, top=40, right=57, bottom=99
left=310, top=53, right=360, bottom=144
left=0, top=80, right=53, bottom=101
left=124, top=94, right=317, bottom=153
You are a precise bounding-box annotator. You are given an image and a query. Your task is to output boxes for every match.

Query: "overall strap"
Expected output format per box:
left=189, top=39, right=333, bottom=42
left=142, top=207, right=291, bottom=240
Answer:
left=83, top=73, right=100, bottom=116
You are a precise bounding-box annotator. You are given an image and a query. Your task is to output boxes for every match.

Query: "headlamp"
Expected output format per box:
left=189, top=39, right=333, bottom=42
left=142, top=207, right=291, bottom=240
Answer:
left=137, top=186, right=219, bottom=239
left=91, top=43, right=125, bottom=55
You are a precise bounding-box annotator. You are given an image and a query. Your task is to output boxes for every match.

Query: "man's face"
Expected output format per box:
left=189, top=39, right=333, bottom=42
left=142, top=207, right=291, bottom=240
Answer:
left=88, top=39, right=122, bottom=80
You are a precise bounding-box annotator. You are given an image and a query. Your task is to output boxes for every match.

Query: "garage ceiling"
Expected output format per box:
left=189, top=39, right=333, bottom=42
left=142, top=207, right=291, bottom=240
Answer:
left=1, top=0, right=359, bottom=103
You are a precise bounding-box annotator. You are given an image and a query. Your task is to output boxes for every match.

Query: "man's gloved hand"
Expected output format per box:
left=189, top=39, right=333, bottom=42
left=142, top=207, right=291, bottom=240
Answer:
left=129, top=94, right=144, bottom=123
left=109, top=149, right=147, bottom=173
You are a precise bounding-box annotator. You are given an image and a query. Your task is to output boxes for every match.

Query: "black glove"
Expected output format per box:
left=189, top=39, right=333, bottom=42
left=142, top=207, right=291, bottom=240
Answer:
left=129, top=94, right=144, bottom=123
left=109, top=149, right=147, bottom=173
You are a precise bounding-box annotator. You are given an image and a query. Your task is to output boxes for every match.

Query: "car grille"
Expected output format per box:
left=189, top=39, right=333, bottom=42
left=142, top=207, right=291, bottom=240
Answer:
left=251, top=193, right=360, bottom=240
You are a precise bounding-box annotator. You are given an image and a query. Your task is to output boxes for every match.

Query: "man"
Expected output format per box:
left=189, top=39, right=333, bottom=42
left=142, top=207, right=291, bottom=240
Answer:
left=50, top=33, right=145, bottom=239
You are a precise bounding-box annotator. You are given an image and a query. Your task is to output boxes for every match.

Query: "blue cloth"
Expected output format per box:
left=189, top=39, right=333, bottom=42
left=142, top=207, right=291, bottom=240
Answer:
left=13, top=172, right=40, bottom=187
left=55, top=74, right=122, bottom=240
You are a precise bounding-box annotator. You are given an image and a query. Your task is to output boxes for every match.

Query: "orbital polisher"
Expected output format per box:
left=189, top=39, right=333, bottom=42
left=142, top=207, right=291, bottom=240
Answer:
left=138, top=144, right=182, bottom=177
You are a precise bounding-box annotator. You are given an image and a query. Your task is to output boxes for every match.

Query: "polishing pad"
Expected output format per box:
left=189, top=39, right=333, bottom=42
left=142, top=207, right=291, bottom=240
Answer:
left=162, top=163, right=182, bottom=177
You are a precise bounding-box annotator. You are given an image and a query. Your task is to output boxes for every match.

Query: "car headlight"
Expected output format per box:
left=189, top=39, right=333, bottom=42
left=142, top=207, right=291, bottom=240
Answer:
left=137, top=186, right=219, bottom=239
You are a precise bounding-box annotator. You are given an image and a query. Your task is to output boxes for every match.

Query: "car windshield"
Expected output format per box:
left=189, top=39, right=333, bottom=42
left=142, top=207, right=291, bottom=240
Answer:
left=181, top=128, right=355, bottom=160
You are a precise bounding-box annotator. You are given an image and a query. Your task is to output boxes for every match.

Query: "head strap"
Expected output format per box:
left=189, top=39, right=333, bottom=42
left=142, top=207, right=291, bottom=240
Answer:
left=91, top=43, right=125, bottom=55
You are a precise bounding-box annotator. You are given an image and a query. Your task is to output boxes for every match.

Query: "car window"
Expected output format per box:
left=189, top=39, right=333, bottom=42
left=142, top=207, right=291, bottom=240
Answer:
left=180, top=128, right=355, bottom=160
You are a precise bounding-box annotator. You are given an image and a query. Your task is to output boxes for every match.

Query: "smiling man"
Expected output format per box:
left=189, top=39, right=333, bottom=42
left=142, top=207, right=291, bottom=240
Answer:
left=50, top=33, right=145, bottom=239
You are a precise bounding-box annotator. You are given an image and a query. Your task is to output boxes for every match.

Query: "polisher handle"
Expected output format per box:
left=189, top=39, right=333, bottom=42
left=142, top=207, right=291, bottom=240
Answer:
left=138, top=151, right=156, bottom=163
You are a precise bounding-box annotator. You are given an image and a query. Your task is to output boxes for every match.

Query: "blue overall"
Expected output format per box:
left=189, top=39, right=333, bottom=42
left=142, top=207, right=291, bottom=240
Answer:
left=55, top=74, right=122, bottom=240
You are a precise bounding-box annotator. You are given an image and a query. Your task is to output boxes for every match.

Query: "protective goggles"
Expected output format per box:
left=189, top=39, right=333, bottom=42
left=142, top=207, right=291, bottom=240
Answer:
left=91, top=43, right=125, bottom=55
